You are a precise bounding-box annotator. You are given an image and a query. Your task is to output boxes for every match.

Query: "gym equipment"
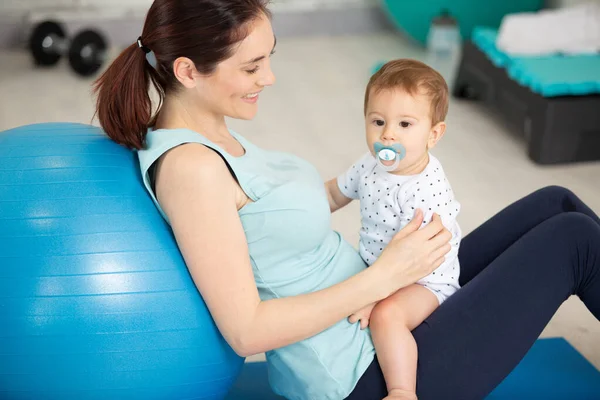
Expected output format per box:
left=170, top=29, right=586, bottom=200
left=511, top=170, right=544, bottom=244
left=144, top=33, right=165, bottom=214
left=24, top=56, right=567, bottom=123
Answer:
left=68, top=29, right=108, bottom=76
left=453, top=27, right=600, bottom=164
left=379, top=0, right=543, bottom=46
left=225, top=338, right=600, bottom=399
left=29, top=21, right=67, bottom=67
left=0, top=123, right=244, bottom=399
left=470, top=27, right=600, bottom=97
left=29, top=20, right=107, bottom=77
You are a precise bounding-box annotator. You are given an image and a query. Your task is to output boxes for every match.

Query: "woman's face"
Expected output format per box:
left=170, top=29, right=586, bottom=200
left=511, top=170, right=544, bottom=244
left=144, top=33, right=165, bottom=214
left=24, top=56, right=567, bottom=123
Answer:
left=193, top=13, right=277, bottom=120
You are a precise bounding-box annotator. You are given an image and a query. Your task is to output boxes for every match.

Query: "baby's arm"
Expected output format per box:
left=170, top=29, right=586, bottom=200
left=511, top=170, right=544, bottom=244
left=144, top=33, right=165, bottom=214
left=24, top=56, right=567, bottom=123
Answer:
left=348, top=302, right=377, bottom=330
left=327, top=152, right=373, bottom=213
left=325, top=178, right=353, bottom=213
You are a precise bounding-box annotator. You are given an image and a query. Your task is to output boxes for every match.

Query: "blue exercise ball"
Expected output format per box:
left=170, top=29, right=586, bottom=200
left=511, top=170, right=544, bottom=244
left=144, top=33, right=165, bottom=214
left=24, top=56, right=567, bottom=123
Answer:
left=0, top=123, right=243, bottom=399
left=380, top=0, right=543, bottom=45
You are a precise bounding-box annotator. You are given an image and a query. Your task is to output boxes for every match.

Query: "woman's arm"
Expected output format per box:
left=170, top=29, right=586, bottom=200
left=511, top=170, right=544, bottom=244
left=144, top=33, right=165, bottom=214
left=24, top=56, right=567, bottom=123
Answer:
left=325, top=178, right=353, bottom=213
left=156, top=144, right=450, bottom=356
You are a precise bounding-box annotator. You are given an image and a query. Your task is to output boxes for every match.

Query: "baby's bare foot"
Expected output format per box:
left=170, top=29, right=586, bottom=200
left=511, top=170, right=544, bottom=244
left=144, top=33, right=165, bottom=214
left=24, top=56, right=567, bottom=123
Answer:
left=383, top=388, right=418, bottom=400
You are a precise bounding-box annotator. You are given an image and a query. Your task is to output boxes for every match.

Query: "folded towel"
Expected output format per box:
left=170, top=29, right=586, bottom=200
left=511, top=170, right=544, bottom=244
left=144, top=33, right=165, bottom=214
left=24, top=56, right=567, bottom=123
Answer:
left=496, top=2, right=600, bottom=56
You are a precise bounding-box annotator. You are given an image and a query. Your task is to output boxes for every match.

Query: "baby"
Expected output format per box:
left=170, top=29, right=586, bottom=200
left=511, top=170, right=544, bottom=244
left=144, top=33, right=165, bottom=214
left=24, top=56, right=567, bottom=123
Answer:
left=331, top=59, right=462, bottom=399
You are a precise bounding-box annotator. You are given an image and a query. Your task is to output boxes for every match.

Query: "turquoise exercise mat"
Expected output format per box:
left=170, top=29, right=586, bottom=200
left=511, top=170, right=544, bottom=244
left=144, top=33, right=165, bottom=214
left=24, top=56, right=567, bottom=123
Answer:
left=225, top=338, right=600, bottom=399
left=472, top=27, right=600, bottom=97
left=488, top=338, right=600, bottom=399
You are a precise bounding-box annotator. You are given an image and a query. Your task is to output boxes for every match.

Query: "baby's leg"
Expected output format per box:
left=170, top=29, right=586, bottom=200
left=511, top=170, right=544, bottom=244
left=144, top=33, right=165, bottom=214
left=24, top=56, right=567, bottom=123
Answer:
left=370, top=284, right=439, bottom=400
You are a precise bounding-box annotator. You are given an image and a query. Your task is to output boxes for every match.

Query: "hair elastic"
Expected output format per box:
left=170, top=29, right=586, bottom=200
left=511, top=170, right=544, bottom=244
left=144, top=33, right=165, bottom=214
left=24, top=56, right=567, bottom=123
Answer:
left=137, top=36, right=157, bottom=68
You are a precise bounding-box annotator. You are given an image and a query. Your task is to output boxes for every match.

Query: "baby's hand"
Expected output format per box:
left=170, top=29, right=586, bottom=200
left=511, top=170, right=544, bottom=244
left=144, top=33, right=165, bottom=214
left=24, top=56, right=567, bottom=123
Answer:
left=348, top=302, right=377, bottom=329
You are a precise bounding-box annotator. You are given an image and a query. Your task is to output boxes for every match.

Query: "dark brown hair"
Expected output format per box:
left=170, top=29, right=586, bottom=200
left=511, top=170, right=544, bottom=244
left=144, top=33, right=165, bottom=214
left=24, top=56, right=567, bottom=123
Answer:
left=93, top=0, right=271, bottom=150
left=364, top=59, right=449, bottom=125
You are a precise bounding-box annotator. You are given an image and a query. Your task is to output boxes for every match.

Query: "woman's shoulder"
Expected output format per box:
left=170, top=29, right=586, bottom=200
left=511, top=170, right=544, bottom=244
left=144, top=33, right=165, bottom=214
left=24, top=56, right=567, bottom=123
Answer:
left=141, top=127, right=238, bottom=177
left=153, top=143, right=245, bottom=218
left=157, top=143, right=234, bottom=188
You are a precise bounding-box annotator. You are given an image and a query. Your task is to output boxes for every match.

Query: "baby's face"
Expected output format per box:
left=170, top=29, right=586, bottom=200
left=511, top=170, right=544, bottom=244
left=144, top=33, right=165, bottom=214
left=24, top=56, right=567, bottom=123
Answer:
left=365, top=88, right=442, bottom=175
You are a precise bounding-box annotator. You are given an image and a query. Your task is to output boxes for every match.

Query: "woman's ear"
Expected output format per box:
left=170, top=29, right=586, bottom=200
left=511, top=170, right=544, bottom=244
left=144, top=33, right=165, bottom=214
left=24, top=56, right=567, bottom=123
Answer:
left=173, top=57, right=200, bottom=89
left=427, top=121, right=446, bottom=150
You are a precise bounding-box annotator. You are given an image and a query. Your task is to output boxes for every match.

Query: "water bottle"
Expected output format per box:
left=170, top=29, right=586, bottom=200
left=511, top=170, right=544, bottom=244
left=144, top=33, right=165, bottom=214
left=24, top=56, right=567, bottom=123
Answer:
left=426, top=10, right=462, bottom=85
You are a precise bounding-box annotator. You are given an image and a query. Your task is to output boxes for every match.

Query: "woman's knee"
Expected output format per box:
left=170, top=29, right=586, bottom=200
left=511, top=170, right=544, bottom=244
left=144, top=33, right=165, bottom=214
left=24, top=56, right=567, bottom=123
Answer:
left=549, top=213, right=600, bottom=295
left=535, top=185, right=576, bottom=202
left=533, top=186, right=599, bottom=226
left=551, top=212, right=599, bottom=239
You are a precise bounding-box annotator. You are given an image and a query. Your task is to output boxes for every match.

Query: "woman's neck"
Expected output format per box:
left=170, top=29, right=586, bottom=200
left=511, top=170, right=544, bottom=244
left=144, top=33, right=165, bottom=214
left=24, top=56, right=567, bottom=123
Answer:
left=154, top=95, right=232, bottom=141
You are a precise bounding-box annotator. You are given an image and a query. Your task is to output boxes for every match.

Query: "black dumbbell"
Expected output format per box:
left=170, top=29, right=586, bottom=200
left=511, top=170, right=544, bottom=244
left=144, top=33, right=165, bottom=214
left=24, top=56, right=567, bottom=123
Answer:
left=29, top=21, right=67, bottom=67
left=68, top=29, right=108, bottom=77
left=29, top=21, right=108, bottom=77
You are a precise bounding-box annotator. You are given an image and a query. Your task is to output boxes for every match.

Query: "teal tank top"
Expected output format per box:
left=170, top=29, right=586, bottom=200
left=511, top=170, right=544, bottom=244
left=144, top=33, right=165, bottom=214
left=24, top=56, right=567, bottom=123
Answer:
left=137, top=128, right=374, bottom=399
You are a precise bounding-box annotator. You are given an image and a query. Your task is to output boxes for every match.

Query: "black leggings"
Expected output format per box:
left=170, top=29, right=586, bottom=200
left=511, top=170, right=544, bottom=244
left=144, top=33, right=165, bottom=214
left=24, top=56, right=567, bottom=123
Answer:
left=347, top=186, right=600, bottom=400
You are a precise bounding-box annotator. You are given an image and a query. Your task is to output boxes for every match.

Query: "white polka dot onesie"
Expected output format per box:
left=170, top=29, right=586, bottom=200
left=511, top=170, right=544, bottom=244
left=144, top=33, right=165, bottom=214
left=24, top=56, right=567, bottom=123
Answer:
left=337, top=152, right=461, bottom=304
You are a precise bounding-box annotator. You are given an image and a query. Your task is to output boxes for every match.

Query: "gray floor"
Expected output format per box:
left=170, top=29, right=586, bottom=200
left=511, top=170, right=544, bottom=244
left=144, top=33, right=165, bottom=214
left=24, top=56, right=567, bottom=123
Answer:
left=1, top=32, right=599, bottom=368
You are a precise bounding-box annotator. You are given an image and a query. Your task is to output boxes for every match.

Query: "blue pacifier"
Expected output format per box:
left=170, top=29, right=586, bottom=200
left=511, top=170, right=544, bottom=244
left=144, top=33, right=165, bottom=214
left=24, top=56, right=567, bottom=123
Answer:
left=374, top=142, right=406, bottom=172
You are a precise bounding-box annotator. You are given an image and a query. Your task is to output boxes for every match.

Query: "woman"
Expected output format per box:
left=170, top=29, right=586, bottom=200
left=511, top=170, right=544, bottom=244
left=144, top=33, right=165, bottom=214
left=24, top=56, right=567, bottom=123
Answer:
left=93, top=1, right=600, bottom=399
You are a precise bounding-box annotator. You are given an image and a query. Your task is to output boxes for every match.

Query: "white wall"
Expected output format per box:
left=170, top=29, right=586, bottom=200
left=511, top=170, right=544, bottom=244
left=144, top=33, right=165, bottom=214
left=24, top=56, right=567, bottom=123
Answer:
left=272, top=0, right=374, bottom=11
left=0, top=0, right=374, bottom=13
left=1, top=0, right=78, bottom=12
left=0, top=0, right=379, bottom=48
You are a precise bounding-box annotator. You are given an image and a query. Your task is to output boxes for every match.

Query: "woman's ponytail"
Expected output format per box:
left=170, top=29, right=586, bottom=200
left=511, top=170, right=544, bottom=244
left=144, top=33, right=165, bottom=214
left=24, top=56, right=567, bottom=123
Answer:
left=93, top=42, right=155, bottom=150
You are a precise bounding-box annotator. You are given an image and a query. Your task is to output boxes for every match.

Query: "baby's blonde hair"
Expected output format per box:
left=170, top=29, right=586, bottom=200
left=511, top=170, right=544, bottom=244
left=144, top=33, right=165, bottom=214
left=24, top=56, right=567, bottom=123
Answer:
left=365, top=59, right=449, bottom=125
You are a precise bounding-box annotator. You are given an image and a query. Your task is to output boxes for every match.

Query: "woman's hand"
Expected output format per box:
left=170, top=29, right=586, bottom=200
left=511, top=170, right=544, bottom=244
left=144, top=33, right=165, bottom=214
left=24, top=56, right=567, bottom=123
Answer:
left=372, top=209, right=452, bottom=298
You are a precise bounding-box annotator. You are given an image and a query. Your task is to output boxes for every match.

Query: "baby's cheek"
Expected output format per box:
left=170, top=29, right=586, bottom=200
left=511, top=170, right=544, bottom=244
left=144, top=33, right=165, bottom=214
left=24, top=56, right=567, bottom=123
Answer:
left=401, top=149, right=424, bottom=166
